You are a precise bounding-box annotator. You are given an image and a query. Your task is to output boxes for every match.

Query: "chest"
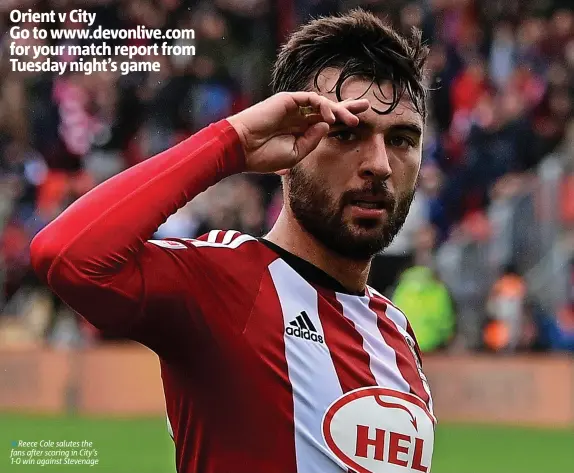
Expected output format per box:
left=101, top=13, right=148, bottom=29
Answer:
left=239, top=260, right=435, bottom=472
left=242, top=260, right=431, bottom=406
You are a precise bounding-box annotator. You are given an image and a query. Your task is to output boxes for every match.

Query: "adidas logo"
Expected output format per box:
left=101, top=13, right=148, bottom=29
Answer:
left=285, top=311, right=324, bottom=344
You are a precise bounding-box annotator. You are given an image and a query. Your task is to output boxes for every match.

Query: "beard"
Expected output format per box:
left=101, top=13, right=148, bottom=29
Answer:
left=287, top=165, right=415, bottom=261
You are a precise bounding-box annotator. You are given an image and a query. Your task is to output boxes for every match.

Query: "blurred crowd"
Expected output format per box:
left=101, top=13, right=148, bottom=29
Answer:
left=0, top=0, right=573, bottom=353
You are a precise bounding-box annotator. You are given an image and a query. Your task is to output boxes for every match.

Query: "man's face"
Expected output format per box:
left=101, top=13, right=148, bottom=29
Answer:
left=286, top=69, right=423, bottom=261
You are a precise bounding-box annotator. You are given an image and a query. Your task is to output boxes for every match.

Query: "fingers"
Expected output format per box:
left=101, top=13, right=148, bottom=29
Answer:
left=293, top=122, right=330, bottom=161
left=334, top=99, right=369, bottom=126
left=341, top=98, right=371, bottom=117
left=319, top=100, right=337, bottom=124
left=290, top=92, right=369, bottom=127
left=292, top=92, right=335, bottom=125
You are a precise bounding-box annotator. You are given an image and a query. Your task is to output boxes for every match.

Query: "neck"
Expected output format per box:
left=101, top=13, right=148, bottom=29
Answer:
left=265, top=208, right=371, bottom=293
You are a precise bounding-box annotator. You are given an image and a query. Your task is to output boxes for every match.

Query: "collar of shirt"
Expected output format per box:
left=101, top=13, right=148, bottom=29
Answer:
left=258, top=237, right=366, bottom=297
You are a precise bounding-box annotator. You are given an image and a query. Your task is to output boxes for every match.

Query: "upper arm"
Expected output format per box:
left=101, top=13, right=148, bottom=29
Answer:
left=44, top=239, right=195, bottom=359
left=132, top=234, right=265, bottom=360
left=41, top=228, right=263, bottom=360
left=58, top=233, right=263, bottom=361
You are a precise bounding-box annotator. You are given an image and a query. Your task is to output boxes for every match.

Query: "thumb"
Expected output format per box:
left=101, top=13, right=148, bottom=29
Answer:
left=293, top=122, right=329, bottom=162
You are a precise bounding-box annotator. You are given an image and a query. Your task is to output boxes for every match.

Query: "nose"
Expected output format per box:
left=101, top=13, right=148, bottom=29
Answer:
left=358, top=135, right=392, bottom=181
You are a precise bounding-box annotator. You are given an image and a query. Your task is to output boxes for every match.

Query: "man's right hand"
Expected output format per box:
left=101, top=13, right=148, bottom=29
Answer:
left=227, top=92, right=370, bottom=173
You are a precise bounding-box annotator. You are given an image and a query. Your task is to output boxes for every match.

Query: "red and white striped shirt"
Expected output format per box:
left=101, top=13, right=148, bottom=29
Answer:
left=31, top=120, right=435, bottom=473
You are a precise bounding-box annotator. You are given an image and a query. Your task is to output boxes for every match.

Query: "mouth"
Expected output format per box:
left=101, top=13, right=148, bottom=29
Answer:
left=350, top=199, right=387, bottom=210
left=344, top=190, right=395, bottom=222
left=347, top=198, right=392, bottom=221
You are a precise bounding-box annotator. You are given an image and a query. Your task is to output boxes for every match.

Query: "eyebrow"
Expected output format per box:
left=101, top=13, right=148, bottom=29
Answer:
left=388, top=123, right=423, bottom=137
left=331, top=120, right=423, bottom=137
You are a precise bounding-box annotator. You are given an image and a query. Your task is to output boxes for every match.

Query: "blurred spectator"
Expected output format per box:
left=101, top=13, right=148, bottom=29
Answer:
left=488, top=21, right=516, bottom=90
left=391, top=223, right=457, bottom=352
left=483, top=264, right=531, bottom=352
left=392, top=264, right=456, bottom=353
left=557, top=258, right=574, bottom=330
left=450, top=57, right=488, bottom=116
left=532, top=292, right=574, bottom=353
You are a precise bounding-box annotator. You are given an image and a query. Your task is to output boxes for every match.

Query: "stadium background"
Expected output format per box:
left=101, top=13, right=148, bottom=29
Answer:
left=0, top=0, right=573, bottom=472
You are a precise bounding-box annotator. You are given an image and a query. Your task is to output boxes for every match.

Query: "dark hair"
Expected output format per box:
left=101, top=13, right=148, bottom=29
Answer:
left=271, top=9, right=429, bottom=119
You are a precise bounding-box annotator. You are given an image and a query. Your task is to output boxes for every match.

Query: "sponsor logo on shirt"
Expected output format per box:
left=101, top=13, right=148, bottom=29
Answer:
left=322, top=387, right=435, bottom=473
left=285, top=311, right=324, bottom=344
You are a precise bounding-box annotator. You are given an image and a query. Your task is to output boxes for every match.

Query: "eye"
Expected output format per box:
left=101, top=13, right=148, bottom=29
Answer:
left=328, top=129, right=358, bottom=142
left=387, top=135, right=416, bottom=150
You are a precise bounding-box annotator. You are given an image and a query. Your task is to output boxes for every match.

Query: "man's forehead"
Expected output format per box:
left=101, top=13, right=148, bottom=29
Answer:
left=312, top=68, right=423, bottom=127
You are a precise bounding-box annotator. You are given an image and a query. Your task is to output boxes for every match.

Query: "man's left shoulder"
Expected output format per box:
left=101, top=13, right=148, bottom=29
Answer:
left=367, top=285, right=423, bottom=360
left=367, top=285, right=405, bottom=316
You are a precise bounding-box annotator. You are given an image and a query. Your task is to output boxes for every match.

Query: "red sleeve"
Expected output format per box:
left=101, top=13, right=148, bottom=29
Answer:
left=30, top=120, right=246, bottom=359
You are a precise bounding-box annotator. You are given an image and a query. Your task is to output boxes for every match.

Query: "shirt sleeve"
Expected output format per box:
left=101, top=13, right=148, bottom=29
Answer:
left=30, top=120, right=247, bottom=360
